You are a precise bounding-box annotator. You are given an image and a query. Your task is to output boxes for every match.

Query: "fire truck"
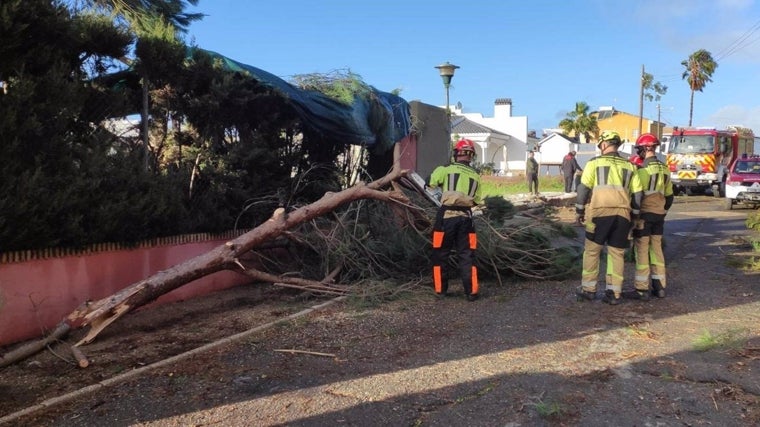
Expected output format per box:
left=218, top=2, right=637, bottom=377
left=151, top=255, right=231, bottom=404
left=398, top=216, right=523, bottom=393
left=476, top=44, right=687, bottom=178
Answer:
left=666, top=126, right=755, bottom=196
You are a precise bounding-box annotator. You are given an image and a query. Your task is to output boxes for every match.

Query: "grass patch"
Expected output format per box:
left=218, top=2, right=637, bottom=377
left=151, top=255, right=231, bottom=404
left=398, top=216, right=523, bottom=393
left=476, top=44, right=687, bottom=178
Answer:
left=725, top=254, right=760, bottom=271
left=480, top=175, right=565, bottom=197
left=692, top=328, right=749, bottom=352
left=751, top=236, right=760, bottom=252
left=746, top=211, right=760, bottom=232
left=534, top=400, right=565, bottom=418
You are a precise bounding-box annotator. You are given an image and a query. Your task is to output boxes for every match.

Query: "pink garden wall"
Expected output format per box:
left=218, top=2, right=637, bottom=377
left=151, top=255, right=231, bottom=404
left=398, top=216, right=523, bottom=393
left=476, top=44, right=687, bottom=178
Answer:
left=0, top=235, right=251, bottom=347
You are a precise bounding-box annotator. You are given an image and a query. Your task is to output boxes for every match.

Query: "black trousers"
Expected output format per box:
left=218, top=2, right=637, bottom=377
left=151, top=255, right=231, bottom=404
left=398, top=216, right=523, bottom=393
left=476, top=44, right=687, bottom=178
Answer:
left=431, top=214, right=478, bottom=296
left=527, top=173, right=539, bottom=194
left=563, top=174, right=574, bottom=192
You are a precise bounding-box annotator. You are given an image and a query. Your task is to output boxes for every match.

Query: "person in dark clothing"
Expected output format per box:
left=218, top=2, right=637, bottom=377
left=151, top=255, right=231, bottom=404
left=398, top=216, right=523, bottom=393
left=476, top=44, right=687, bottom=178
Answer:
left=561, top=151, right=582, bottom=193
left=525, top=150, right=539, bottom=196
left=428, top=138, right=483, bottom=301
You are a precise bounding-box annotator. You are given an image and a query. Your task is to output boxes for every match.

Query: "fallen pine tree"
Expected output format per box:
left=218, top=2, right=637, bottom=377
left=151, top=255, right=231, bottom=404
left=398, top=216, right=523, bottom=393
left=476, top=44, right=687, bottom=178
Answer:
left=0, top=166, right=415, bottom=368
left=0, top=166, right=582, bottom=369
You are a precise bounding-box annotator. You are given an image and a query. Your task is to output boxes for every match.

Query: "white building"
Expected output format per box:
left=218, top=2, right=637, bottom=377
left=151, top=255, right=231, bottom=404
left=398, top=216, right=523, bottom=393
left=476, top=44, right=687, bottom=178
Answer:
left=532, top=133, right=599, bottom=175
left=449, top=98, right=532, bottom=174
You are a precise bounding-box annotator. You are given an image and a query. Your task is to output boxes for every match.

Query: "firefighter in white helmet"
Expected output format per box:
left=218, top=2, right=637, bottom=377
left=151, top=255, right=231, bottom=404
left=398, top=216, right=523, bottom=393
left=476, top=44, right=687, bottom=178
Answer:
left=428, top=139, right=482, bottom=301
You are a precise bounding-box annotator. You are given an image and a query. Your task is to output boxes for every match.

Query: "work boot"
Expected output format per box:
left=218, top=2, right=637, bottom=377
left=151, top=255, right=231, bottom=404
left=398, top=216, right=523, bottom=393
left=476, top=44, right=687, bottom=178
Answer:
left=602, top=290, right=621, bottom=305
left=466, top=294, right=478, bottom=302
left=622, top=290, right=651, bottom=301
left=576, top=290, right=596, bottom=301
left=651, top=280, right=666, bottom=298
left=637, top=290, right=651, bottom=301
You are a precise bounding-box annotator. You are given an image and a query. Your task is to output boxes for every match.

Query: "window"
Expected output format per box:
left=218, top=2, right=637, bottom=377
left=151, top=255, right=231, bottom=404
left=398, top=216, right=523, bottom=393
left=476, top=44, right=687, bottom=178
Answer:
left=669, top=135, right=714, bottom=154
left=733, top=161, right=760, bottom=174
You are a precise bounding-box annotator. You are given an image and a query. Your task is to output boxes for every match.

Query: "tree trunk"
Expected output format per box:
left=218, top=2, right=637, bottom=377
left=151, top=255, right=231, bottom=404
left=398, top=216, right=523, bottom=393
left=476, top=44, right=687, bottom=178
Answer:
left=638, top=64, right=644, bottom=137
left=141, top=77, right=150, bottom=171
left=0, top=167, right=410, bottom=368
left=689, top=89, right=695, bottom=127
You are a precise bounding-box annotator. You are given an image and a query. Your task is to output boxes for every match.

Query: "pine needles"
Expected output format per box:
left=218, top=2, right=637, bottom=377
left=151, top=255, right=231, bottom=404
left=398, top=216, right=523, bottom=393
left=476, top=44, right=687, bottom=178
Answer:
left=260, top=190, right=581, bottom=299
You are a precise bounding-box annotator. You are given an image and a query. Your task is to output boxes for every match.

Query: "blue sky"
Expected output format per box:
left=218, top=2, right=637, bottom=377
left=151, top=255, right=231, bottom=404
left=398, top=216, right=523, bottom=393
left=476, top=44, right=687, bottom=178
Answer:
left=184, top=0, right=760, bottom=134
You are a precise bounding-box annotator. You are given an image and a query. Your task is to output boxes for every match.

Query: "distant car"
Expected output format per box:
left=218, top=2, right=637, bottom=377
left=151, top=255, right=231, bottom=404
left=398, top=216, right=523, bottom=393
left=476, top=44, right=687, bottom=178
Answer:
left=724, top=155, right=760, bottom=210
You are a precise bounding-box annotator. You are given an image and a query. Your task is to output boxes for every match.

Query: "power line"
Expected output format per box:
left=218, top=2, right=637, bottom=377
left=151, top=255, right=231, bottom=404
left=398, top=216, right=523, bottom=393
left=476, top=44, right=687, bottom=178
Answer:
left=715, top=18, right=760, bottom=62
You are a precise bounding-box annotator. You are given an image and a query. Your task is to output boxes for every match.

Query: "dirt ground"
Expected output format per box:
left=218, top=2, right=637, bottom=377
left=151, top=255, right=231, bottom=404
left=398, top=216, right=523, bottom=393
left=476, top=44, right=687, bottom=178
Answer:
left=1, top=200, right=760, bottom=426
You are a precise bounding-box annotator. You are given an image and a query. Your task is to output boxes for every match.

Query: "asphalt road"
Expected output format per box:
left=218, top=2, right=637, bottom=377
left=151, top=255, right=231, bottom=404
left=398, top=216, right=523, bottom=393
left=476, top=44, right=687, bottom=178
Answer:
left=665, top=194, right=755, bottom=258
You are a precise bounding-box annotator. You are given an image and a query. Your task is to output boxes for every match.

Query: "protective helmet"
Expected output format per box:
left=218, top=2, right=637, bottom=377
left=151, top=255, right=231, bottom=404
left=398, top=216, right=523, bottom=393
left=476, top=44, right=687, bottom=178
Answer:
left=598, top=130, right=622, bottom=146
left=635, top=133, right=660, bottom=147
left=629, top=154, right=643, bottom=167
left=454, top=138, right=476, bottom=156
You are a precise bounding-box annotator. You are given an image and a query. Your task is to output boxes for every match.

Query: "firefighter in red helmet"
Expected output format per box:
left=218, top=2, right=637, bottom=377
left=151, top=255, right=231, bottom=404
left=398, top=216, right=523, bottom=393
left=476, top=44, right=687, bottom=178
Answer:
left=427, top=139, right=482, bottom=301
left=625, top=133, right=674, bottom=300
left=629, top=149, right=644, bottom=167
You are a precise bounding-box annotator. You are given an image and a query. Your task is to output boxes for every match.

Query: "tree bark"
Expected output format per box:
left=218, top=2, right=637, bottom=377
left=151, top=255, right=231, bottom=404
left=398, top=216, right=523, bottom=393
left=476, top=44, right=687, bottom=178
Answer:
left=0, top=167, right=409, bottom=368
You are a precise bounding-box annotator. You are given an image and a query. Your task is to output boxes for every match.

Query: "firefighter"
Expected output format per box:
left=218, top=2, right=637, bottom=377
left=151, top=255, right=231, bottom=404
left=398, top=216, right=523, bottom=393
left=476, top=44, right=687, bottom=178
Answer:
left=428, top=138, right=482, bottom=301
left=629, top=145, right=645, bottom=167
left=626, top=133, right=674, bottom=300
left=575, top=131, right=644, bottom=305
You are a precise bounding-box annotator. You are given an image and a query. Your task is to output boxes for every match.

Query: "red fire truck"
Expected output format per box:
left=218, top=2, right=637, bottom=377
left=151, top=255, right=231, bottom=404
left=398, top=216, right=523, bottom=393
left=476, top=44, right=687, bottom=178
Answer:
left=666, top=126, right=755, bottom=196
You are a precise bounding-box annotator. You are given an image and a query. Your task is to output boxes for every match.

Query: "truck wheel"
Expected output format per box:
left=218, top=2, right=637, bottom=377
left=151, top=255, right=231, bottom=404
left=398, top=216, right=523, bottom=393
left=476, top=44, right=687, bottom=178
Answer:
left=724, top=198, right=734, bottom=210
left=711, top=184, right=722, bottom=198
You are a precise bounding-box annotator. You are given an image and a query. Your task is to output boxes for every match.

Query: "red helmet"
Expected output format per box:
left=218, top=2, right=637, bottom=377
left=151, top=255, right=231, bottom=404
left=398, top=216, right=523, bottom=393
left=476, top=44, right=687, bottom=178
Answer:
left=454, top=139, right=476, bottom=156
left=636, top=133, right=660, bottom=147
left=629, top=154, right=643, bottom=166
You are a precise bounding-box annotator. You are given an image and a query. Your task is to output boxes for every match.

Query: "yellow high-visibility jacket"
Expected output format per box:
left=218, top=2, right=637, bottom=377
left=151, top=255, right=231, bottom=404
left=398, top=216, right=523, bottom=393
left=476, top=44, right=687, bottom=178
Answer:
left=638, top=157, right=674, bottom=215
left=576, top=153, right=644, bottom=218
left=429, top=162, right=482, bottom=218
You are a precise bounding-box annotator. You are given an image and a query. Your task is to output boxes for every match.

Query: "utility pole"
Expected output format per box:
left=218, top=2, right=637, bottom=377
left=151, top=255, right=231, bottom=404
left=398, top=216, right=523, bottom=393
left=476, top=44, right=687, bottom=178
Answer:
left=638, top=64, right=645, bottom=137
left=657, top=103, right=661, bottom=139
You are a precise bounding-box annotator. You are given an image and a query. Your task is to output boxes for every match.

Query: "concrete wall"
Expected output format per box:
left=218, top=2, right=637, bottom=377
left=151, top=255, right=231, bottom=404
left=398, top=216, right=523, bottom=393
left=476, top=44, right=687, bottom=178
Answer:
left=0, top=237, right=252, bottom=346
left=409, top=101, right=450, bottom=180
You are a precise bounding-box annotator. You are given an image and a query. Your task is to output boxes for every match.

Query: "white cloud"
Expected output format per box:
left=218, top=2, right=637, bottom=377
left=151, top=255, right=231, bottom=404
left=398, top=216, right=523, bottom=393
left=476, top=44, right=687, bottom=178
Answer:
left=705, top=104, right=760, bottom=131
left=635, top=0, right=760, bottom=63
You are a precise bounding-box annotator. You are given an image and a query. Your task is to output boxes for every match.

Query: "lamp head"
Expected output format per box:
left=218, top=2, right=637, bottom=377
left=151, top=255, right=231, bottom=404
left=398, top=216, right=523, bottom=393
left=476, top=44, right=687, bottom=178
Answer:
left=435, top=62, right=459, bottom=87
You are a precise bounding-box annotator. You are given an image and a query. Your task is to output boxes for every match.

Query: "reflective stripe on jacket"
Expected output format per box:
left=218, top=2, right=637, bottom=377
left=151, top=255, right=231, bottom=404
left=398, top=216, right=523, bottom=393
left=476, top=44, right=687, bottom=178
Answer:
left=429, top=162, right=482, bottom=204
left=638, top=157, right=674, bottom=214
left=429, top=162, right=482, bottom=219
left=576, top=153, right=644, bottom=217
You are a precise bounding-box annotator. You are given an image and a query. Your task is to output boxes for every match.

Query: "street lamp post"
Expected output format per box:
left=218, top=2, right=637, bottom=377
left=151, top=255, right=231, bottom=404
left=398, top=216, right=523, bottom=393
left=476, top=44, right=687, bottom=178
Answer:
left=435, top=61, right=459, bottom=159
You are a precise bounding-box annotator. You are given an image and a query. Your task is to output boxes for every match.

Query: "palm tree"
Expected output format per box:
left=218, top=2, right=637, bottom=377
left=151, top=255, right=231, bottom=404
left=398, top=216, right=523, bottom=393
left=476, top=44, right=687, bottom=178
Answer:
left=681, top=49, right=717, bottom=126
left=559, top=101, right=600, bottom=143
